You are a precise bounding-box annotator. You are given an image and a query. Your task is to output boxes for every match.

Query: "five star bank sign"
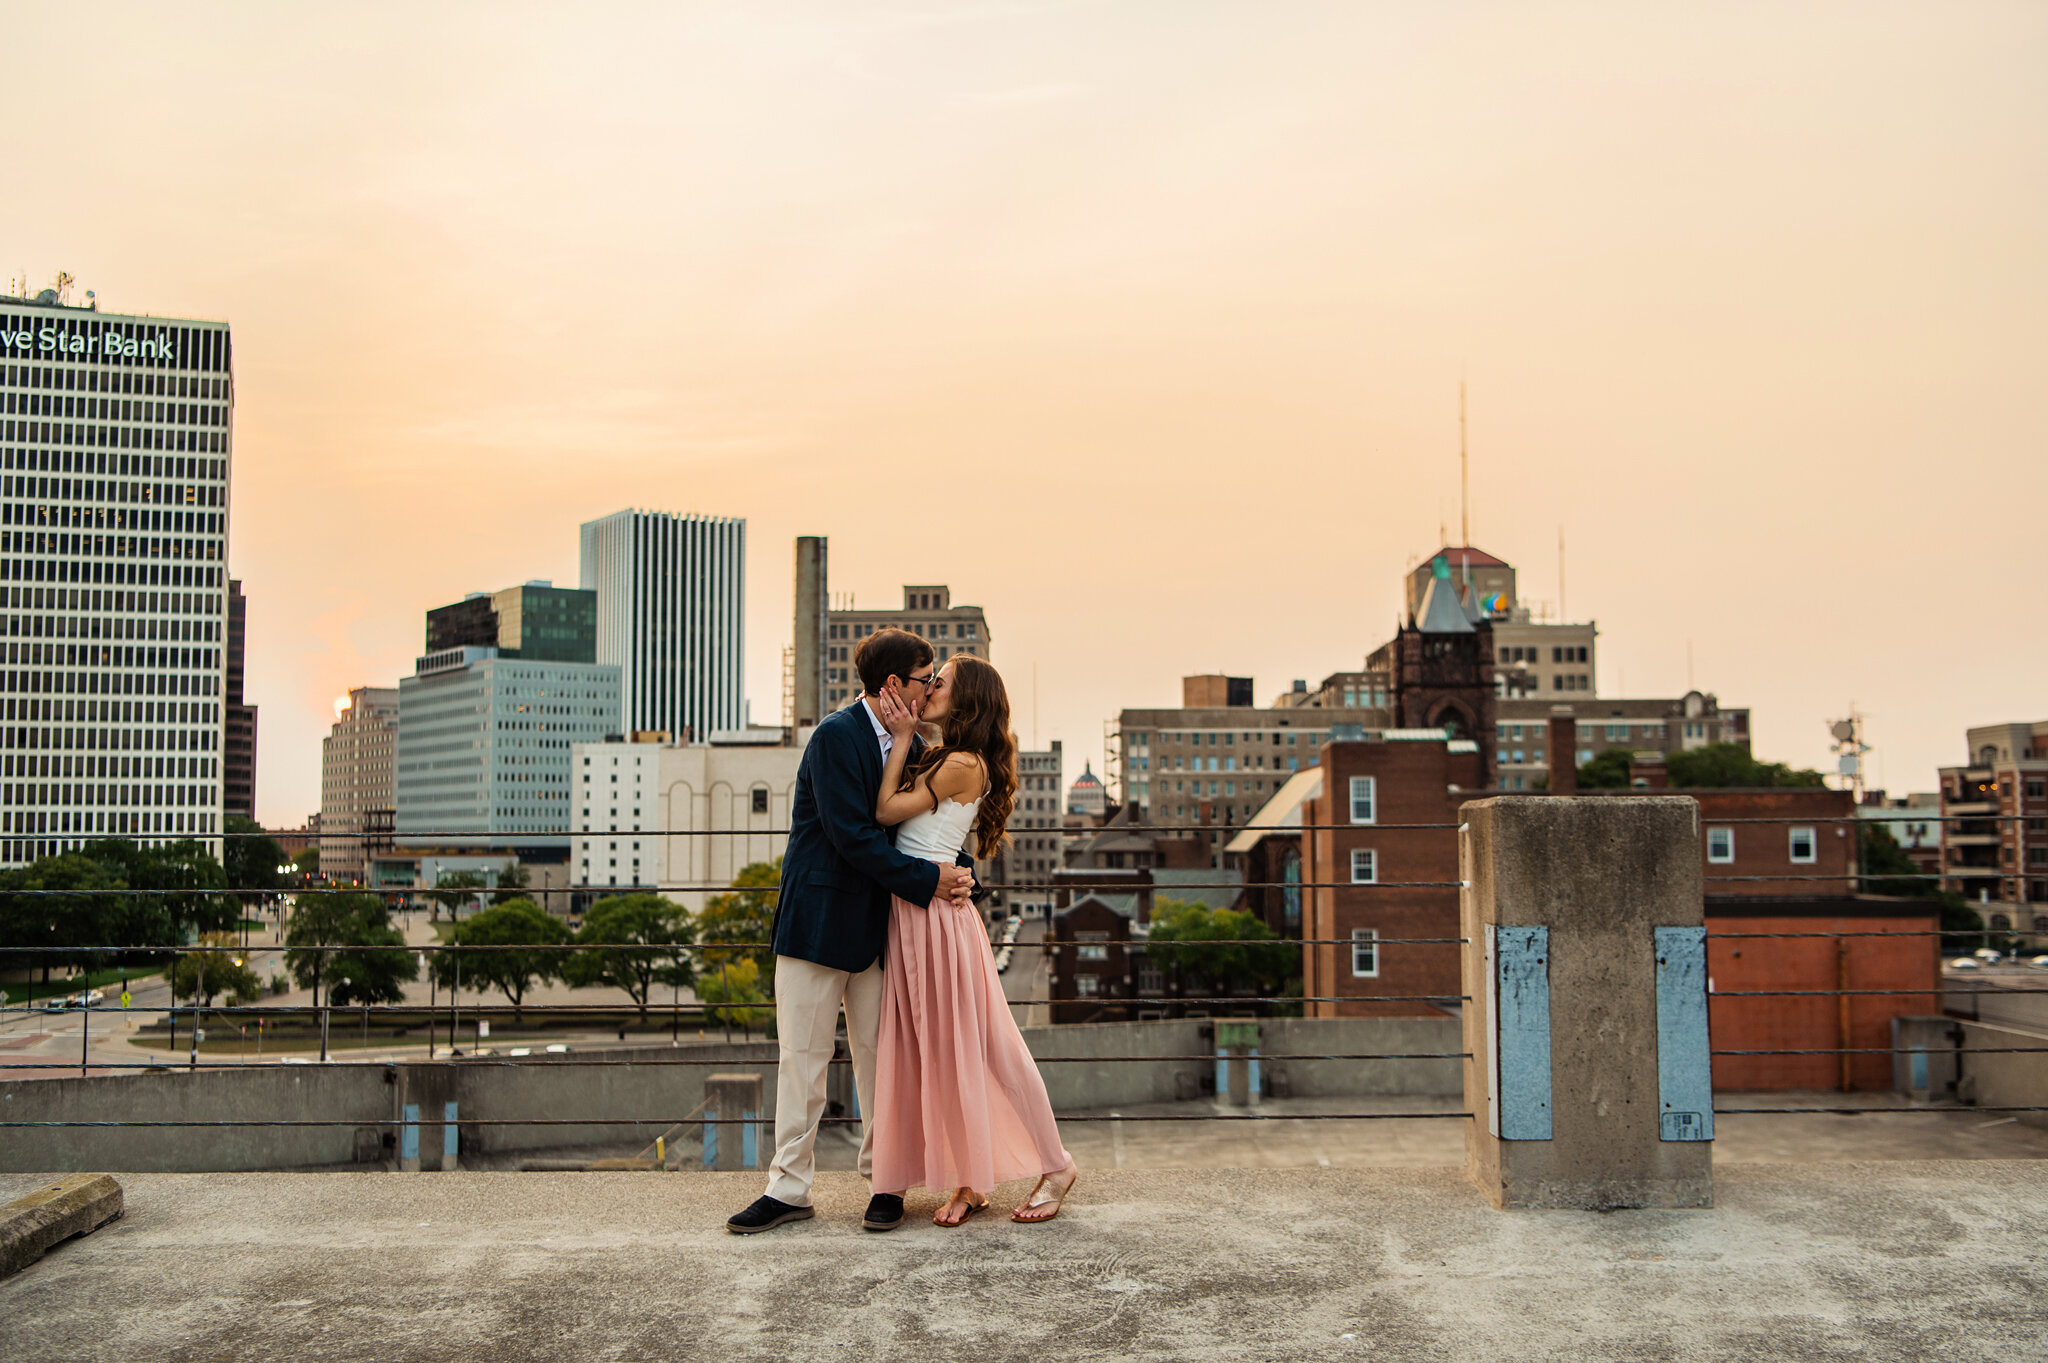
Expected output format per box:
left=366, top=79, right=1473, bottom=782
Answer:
left=0, top=322, right=176, bottom=359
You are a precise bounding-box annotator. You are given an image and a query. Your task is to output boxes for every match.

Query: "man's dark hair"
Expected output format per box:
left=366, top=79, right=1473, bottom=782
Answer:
left=854, top=628, right=934, bottom=696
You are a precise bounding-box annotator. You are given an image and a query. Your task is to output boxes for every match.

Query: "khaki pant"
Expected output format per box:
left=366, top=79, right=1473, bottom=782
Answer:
left=763, top=954, right=884, bottom=1206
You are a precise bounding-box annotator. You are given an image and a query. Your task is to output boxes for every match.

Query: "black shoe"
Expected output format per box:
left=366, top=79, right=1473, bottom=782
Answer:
left=862, top=1193, right=906, bottom=1232
left=726, top=1196, right=814, bottom=1235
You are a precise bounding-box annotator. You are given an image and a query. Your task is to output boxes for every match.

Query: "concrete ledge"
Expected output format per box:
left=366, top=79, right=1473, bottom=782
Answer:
left=0, top=1174, right=122, bottom=1279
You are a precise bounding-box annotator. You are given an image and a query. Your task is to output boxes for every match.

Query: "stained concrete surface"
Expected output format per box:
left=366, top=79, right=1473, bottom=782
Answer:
left=0, top=1163, right=2042, bottom=1362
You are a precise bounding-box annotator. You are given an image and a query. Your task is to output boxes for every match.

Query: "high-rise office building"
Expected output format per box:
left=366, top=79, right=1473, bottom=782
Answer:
left=1, top=288, right=234, bottom=866
left=396, top=644, right=620, bottom=851
left=424, top=580, right=596, bottom=663
left=580, top=509, right=745, bottom=742
left=224, top=578, right=257, bottom=820
left=320, top=685, right=398, bottom=884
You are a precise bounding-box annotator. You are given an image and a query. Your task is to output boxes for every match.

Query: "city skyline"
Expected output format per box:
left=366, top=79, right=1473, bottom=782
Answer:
left=4, top=4, right=2040, bottom=826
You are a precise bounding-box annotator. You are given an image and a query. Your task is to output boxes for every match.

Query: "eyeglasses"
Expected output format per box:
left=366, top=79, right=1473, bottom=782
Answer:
left=904, top=672, right=935, bottom=690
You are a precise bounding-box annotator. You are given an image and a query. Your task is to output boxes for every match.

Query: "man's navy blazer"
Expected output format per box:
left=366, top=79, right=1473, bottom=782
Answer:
left=771, top=699, right=972, bottom=974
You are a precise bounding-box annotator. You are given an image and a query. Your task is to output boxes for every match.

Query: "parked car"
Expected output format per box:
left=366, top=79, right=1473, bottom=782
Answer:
left=1948, top=957, right=1982, bottom=970
left=2029, top=956, right=2048, bottom=970
left=42, top=996, right=69, bottom=1013
left=1973, top=948, right=2002, bottom=962
left=79, top=989, right=105, bottom=1007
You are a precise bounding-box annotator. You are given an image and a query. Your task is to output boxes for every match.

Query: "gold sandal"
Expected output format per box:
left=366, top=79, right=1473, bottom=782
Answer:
left=1011, top=1163, right=1078, bottom=1223
left=935, top=1189, right=988, bottom=1227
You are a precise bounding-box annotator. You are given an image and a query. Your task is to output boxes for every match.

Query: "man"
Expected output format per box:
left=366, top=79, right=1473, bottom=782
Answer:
left=726, top=628, right=976, bottom=1234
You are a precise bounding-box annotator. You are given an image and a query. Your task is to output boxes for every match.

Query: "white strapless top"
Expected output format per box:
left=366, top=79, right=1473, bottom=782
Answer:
left=895, top=797, right=981, bottom=864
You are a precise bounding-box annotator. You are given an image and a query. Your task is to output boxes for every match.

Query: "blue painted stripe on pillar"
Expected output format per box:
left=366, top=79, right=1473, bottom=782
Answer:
left=1215, top=1049, right=1227, bottom=1097
left=1909, top=1048, right=1929, bottom=1091
left=401, top=1104, right=420, bottom=1161
left=742, top=1110, right=758, bottom=1168
left=443, top=1101, right=459, bottom=1160
left=1249, top=1049, right=1261, bottom=1098
left=1493, top=925, right=1553, bottom=1140
left=1655, top=926, right=1714, bottom=1141
left=702, top=1119, right=717, bottom=1168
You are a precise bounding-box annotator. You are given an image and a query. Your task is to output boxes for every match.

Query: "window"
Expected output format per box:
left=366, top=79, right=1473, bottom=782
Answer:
left=751, top=787, right=769, bottom=815
left=1350, top=929, right=1379, bottom=978
left=1348, top=775, right=1376, bottom=824
left=1077, top=932, right=1108, bottom=962
left=1350, top=848, right=1377, bottom=884
left=1788, top=827, right=1816, bottom=864
left=1706, top=827, right=1734, bottom=863
left=1074, top=974, right=1100, bottom=996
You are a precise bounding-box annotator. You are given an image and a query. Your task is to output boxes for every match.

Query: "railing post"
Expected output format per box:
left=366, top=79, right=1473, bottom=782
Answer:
left=704, top=1073, right=761, bottom=1171
left=1460, top=796, right=1712, bottom=1210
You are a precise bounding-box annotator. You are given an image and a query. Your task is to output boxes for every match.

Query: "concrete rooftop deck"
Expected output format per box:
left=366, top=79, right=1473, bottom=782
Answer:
left=3, top=1164, right=2043, bottom=1362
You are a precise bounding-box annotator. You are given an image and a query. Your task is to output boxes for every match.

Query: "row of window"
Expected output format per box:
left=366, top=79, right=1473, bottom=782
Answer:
left=1, top=392, right=227, bottom=426
left=2, top=362, right=229, bottom=398
left=8, top=587, right=221, bottom=618
left=1704, top=826, right=1817, bottom=864
left=1126, top=730, right=1326, bottom=749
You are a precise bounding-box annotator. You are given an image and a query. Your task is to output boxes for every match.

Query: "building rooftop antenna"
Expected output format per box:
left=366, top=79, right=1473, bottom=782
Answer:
left=1459, top=379, right=1469, bottom=547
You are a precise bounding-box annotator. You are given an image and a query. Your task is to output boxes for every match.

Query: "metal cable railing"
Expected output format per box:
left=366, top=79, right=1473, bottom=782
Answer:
left=2, top=812, right=2043, bottom=1147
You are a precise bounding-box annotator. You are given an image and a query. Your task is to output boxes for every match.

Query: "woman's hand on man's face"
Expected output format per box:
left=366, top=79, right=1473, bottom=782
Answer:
left=875, top=687, right=921, bottom=741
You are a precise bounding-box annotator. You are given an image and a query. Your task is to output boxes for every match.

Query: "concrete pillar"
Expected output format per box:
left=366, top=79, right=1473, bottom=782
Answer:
left=703, top=1073, right=762, bottom=1172
left=1216, top=1021, right=1259, bottom=1106
left=1461, top=796, right=1712, bottom=1210
left=792, top=538, right=827, bottom=729
left=393, top=1064, right=460, bottom=1172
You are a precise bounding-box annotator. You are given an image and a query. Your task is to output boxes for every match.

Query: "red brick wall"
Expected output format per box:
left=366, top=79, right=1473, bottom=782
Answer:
left=1302, top=740, right=1464, bottom=1019
left=1705, top=908, right=1939, bottom=1091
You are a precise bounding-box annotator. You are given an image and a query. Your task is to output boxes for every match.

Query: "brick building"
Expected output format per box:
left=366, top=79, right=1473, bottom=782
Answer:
left=1279, top=711, right=1931, bottom=1085
left=1298, top=733, right=1474, bottom=1019
left=822, top=584, right=989, bottom=712
left=1937, top=720, right=2048, bottom=940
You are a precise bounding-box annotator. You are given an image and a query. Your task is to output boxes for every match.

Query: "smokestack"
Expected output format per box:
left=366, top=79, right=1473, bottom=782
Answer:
left=793, top=537, right=828, bottom=728
left=1548, top=705, right=1577, bottom=796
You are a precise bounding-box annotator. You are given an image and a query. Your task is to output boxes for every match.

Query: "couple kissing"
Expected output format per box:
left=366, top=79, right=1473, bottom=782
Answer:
left=727, top=628, right=1078, bottom=1234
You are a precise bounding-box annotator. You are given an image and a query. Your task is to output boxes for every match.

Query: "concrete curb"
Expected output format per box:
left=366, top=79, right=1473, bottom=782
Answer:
left=0, top=1174, right=123, bottom=1279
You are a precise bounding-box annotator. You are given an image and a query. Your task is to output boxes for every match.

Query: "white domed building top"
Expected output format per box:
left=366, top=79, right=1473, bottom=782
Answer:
left=1068, top=762, right=1107, bottom=816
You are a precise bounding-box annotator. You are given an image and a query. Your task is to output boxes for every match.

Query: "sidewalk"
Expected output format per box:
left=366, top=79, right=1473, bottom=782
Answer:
left=2, top=1164, right=2043, bottom=1361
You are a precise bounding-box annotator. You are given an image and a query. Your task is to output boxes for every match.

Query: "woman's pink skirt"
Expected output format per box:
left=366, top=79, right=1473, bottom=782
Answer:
left=871, top=893, right=1071, bottom=1196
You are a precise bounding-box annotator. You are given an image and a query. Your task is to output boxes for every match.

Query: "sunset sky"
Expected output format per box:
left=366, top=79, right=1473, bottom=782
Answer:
left=6, top=3, right=2043, bottom=825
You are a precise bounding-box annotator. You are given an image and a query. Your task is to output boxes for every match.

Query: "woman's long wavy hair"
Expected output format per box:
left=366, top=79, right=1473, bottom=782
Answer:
left=900, top=654, right=1017, bottom=855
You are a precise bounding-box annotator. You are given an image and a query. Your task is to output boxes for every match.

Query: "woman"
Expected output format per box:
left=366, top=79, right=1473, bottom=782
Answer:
left=869, top=655, right=1079, bottom=1226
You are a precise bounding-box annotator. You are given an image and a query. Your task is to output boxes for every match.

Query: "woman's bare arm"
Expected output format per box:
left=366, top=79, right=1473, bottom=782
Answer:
left=876, top=751, right=983, bottom=827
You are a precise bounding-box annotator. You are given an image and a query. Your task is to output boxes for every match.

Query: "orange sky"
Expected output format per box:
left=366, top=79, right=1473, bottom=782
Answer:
left=6, top=3, right=2044, bottom=825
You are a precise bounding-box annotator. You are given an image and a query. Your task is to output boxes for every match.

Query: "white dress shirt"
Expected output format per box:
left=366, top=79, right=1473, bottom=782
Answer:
left=860, top=696, right=893, bottom=761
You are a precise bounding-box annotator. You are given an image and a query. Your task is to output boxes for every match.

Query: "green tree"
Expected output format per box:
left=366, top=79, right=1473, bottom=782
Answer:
left=170, top=933, right=264, bottom=1008
left=427, top=870, right=488, bottom=922
left=430, top=898, right=569, bottom=1022
left=0, top=853, right=135, bottom=984
left=697, top=859, right=780, bottom=982
left=1575, top=748, right=1635, bottom=789
left=83, top=838, right=237, bottom=940
left=1858, top=825, right=2005, bottom=951
left=1146, top=898, right=1298, bottom=999
left=1577, top=743, right=1827, bottom=791
left=563, top=893, right=696, bottom=1023
left=293, top=846, right=321, bottom=877
left=223, top=816, right=286, bottom=916
left=1665, top=743, right=1827, bottom=789
left=285, top=891, right=420, bottom=1008
left=696, top=955, right=770, bottom=1028
left=490, top=863, right=532, bottom=905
